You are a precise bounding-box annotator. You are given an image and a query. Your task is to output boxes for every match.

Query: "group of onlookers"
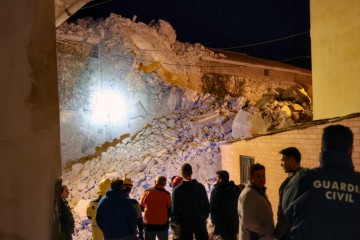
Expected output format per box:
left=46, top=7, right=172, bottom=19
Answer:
left=58, top=124, right=360, bottom=240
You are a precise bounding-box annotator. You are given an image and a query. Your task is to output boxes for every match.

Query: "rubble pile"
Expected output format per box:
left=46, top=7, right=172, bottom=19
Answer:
left=62, top=81, right=311, bottom=239
left=57, top=14, right=313, bottom=240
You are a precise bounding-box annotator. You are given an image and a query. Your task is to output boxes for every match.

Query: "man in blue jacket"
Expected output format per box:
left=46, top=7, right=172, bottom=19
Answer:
left=96, top=178, right=137, bottom=240
left=172, top=163, right=210, bottom=240
left=282, top=125, right=360, bottom=240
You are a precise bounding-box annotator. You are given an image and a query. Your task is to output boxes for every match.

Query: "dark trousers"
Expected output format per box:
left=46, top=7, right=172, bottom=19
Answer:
left=179, top=220, right=208, bottom=240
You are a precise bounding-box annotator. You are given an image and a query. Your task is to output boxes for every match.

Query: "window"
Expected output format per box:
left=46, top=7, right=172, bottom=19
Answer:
left=240, top=155, right=254, bottom=184
left=264, top=69, right=269, bottom=76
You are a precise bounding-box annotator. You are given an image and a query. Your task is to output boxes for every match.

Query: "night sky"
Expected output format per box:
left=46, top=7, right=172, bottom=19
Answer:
left=70, top=0, right=311, bottom=69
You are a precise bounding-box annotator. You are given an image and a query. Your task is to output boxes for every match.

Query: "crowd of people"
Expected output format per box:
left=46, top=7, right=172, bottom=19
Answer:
left=58, top=124, right=360, bottom=240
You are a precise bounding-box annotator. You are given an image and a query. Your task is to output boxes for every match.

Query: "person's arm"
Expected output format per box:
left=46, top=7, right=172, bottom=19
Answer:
left=209, top=189, right=218, bottom=226
left=171, top=188, right=181, bottom=224
left=95, top=199, right=105, bottom=231
left=281, top=169, right=310, bottom=223
left=274, top=179, right=292, bottom=239
left=126, top=200, right=138, bottom=235
left=199, top=184, right=210, bottom=218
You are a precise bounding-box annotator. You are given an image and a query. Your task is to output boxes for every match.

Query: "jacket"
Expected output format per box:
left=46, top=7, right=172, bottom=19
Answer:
left=172, top=179, right=210, bottom=226
left=275, top=168, right=305, bottom=240
left=60, top=198, right=75, bottom=236
left=140, top=184, right=171, bottom=231
left=238, top=182, right=274, bottom=240
left=86, top=178, right=111, bottom=240
left=96, top=189, right=137, bottom=239
left=210, top=181, right=240, bottom=237
left=282, top=151, right=360, bottom=240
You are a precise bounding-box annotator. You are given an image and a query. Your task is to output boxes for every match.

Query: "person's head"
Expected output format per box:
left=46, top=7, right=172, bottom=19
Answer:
left=170, top=176, right=183, bottom=188
left=155, top=175, right=167, bottom=186
left=249, top=163, right=266, bottom=189
left=111, top=178, right=124, bottom=191
left=181, top=163, right=193, bottom=179
left=61, top=185, right=69, bottom=199
left=122, top=177, right=133, bottom=195
left=322, top=125, right=353, bottom=155
left=279, top=147, right=302, bottom=173
left=216, top=170, right=230, bottom=183
left=97, top=178, right=111, bottom=197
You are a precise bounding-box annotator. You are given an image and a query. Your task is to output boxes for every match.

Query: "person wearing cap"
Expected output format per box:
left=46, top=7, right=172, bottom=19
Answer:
left=172, top=163, right=210, bottom=240
left=170, top=176, right=183, bottom=189
left=210, top=170, right=240, bottom=240
left=123, top=177, right=145, bottom=240
left=169, top=176, right=183, bottom=240
left=86, top=178, right=111, bottom=240
left=275, top=147, right=303, bottom=240
left=140, top=175, right=171, bottom=240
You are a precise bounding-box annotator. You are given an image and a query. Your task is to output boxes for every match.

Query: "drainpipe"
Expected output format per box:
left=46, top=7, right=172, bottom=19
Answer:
left=55, top=0, right=93, bottom=27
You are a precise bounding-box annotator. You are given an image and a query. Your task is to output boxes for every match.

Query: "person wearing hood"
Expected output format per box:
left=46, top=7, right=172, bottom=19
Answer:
left=86, top=178, right=111, bottom=240
left=238, top=163, right=274, bottom=240
left=282, top=125, right=360, bottom=240
left=96, top=178, right=137, bottom=240
left=172, top=163, right=210, bottom=240
left=210, top=170, right=240, bottom=240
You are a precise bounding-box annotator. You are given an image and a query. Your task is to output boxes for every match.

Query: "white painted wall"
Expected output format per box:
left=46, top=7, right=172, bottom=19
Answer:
left=0, top=1, right=61, bottom=239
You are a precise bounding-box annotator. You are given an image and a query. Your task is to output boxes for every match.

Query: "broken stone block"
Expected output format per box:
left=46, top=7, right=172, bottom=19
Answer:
left=232, top=110, right=266, bottom=139
left=282, top=84, right=311, bottom=105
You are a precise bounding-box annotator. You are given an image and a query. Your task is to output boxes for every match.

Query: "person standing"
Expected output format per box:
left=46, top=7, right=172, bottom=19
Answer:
left=96, top=178, right=137, bottom=240
left=210, top=170, right=240, bottom=240
left=238, top=163, right=274, bottom=240
left=275, top=147, right=303, bottom=240
left=123, top=177, right=145, bottom=240
left=282, top=125, right=360, bottom=240
left=140, top=176, right=171, bottom=240
left=170, top=176, right=183, bottom=240
left=86, top=178, right=111, bottom=240
left=59, top=185, right=75, bottom=240
left=172, top=163, right=210, bottom=240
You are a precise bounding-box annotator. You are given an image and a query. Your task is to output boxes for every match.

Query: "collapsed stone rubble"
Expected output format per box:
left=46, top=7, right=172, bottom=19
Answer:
left=62, top=82, right=312, bottom=239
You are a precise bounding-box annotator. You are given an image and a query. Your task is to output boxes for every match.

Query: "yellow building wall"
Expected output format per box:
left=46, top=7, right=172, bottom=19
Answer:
left=311, top=0, right=360, bottom=119
left=220, top=117, right=360, bottom=218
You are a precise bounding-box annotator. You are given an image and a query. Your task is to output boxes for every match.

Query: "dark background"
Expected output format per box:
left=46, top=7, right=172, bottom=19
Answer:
left=70, top=0, right=311, bottom=69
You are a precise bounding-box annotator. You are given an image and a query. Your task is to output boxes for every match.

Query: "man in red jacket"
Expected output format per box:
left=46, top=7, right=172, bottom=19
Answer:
left=140, top=176, right=171, bottom=240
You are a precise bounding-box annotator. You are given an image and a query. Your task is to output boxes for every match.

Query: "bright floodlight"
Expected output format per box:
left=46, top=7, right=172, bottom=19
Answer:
left=90, top=88, right=128, bottom=124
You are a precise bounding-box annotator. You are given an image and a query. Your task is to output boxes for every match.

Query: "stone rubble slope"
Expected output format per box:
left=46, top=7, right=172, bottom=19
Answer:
left=62, top=81, right=311, bottom=240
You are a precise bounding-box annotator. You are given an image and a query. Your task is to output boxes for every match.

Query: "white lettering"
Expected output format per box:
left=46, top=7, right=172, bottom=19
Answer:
left=340, top=182, right=347, bottom=191
left=313, top=180, right=321, bottom=188
left=348, top=184, right=354, bottom=192
left=325, top=191, right=332, bottom=200
left=332, top=181, right=339, bottom=190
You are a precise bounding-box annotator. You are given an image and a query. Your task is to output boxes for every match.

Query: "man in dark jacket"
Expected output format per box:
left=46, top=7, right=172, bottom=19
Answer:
left=172, top=163, right=210, bottom=240
left=210, top=170, right=240, bottom=240
left=96, top=178, right=137, bottom=240
left=59, top=185, right=75, bottom=240
left=275, top=147, right=303, bottom=240
left=282, top=125, right=360, bottom=240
